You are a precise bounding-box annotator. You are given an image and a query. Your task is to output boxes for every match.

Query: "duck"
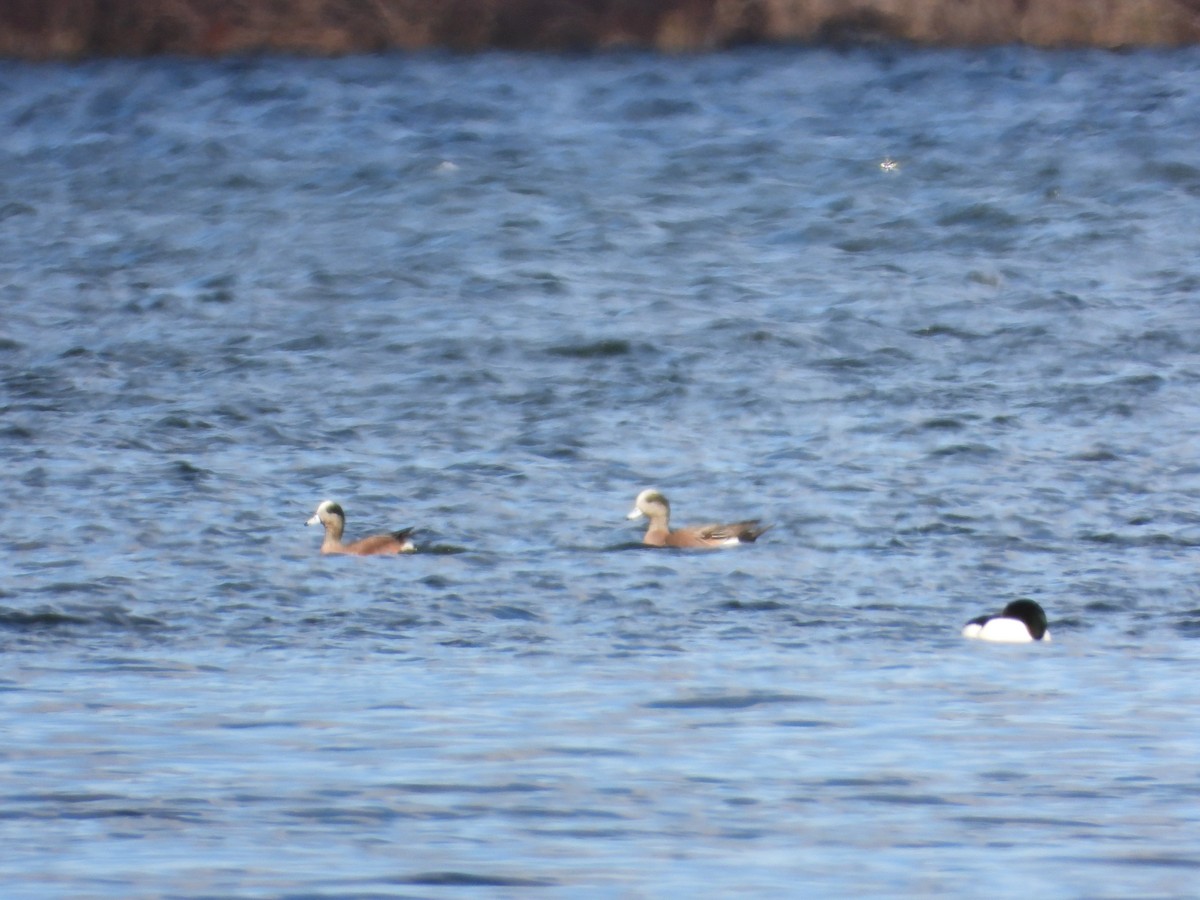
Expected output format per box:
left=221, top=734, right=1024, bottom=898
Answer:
left=626, top=488, right=771, bottom=549
left=961, top=599, right=1051, bottom=643
left=306, top=500, right=416, bottom=555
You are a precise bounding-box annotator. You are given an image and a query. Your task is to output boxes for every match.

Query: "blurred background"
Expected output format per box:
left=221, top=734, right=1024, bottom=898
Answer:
left=3, top=0, right=1200, bottom=58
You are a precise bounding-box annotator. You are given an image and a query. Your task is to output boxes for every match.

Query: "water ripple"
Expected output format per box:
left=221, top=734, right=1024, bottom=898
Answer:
left=2, top=46, right=1200, bottom=899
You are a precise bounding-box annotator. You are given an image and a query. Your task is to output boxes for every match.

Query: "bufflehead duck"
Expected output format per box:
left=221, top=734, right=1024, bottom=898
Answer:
left=306, top=500, right=416, bottom=555
left=962, top=599, right=1050, bottom=643
left=626, top=489, right=771, bottom=549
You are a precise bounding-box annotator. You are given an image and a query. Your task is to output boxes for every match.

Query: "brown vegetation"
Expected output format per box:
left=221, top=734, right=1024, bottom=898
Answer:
left=2, top=0, right=1198, bottom=58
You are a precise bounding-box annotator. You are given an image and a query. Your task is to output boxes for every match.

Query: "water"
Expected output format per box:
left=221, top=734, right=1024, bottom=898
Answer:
left=3, top=46, right=1200, bottom=896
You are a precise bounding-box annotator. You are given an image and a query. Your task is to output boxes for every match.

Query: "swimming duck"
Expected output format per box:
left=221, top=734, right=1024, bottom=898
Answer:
left=306, top=500, right=416, bottom=555
left=962, top=599, right=1051, bottom=643
left=626, top=489, right=771, bottom=549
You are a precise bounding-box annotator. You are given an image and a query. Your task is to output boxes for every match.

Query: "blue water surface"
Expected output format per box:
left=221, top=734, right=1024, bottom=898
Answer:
left=2, top=46, right=1200, bottom=896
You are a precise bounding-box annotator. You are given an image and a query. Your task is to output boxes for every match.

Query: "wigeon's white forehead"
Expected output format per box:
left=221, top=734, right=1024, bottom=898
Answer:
left=636, top=489, right=667, bottom=505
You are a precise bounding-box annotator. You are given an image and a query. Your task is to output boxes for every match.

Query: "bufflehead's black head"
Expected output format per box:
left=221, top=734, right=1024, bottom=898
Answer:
left=1000, top=599, right=1048, bottom=640
left=962, top=599, right=1050, bottom=643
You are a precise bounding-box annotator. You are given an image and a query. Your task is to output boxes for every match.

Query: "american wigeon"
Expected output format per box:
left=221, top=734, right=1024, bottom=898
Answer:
left=626, top=489, right=771, bottom=549
left=962, top=599, right=1051, bottom=643
left=306, top=500, right=416, bottom=555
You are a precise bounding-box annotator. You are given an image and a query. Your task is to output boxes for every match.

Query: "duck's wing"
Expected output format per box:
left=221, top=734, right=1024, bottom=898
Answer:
left=703, top=520, right=771, bottom=543
left=669, top=521, right=770, bottom=548
left=344, top=528, right=417, bottom=555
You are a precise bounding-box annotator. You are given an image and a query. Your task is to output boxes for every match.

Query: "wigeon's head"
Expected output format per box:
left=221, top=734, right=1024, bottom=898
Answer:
left=627, top=489, right=669, bottom=521
left=307, top=500, right=345, bottom=527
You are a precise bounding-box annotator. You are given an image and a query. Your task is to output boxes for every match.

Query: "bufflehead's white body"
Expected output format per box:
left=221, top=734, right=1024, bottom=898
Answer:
left=962, top=600, right=1051, bottom=643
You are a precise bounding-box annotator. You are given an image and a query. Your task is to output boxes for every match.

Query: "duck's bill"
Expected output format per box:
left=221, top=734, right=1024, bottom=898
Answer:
left=306, top=514, right=321, bottom=526
left=626, top=508, right=644, bottom=520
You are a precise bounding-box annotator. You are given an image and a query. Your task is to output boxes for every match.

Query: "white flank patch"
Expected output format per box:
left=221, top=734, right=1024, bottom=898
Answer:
left=962, top=617, right=1042, bottom=643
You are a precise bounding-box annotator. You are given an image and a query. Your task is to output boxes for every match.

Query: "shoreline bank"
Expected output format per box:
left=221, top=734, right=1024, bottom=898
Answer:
left=3, top=0, right=1200, bottom=59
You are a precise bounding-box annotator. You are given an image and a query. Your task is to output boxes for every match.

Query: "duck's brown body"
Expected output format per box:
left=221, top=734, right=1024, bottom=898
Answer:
left=627, top=489, right=771, bottom=549
left=307, top=500, right=416, bottom=555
